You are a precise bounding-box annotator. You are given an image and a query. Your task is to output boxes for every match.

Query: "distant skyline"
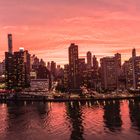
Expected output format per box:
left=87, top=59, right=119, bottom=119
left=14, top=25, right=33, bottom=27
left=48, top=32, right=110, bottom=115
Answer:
left=1, top=0, right=140, bottom=65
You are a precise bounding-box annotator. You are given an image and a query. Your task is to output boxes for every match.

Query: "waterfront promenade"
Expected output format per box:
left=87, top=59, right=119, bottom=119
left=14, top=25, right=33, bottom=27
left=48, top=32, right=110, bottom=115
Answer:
left=0, top=91, right=140, bottom=102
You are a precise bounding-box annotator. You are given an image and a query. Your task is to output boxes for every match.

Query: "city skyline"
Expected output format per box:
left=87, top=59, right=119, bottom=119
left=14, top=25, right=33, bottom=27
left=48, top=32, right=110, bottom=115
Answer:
left=1, top=1, right=140, bottom=140
left=0, top=34, right=139, bottom=66
left=1, top=0, right=140, bottom=64
left=3, top=34, right=140, bottom=92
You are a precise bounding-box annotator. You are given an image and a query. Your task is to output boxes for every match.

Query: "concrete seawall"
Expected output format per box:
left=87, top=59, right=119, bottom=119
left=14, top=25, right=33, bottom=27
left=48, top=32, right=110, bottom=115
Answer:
left=0, top=94, right=140, bottom=102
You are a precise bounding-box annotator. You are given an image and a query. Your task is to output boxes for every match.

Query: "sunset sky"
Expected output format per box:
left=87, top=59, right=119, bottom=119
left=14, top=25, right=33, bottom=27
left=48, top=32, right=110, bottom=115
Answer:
left=0, top=0, right=140, bottom=65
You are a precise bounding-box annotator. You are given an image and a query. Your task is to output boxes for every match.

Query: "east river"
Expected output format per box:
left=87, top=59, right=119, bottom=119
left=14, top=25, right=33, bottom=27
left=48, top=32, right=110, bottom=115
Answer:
left=0, top=100, right=140, bottom=140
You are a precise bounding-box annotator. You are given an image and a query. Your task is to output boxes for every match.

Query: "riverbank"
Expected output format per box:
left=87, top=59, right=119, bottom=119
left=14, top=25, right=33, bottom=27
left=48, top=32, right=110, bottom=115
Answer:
left=0, top=93, right=140, bottom=102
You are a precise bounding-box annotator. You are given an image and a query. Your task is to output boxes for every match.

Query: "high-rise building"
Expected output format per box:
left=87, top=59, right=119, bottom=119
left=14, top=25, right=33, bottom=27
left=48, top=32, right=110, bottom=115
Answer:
left=100, top=53, right=122, bottom=91
left=114, top=53, right=121, bottom=89
left=92, top=55, right=99, bottom=90
left=55, top=65, right=64, bottom=78
left=93, top=55, right=99, bottom=72
left=68, top=43, right=79, bottom=90
left=14, top=49, right=31, bottom=88
left=51, top=61, right=56, bottom=77
left=64, top=64, right=69, bottom=89
left=5, top=35, right=31, bottom=89
left=30, top=55, right=36, bottom=71
left=5, top=52, right=15, bottom=89
left=78, top=58, right=86, bottom=86
left=36, top=65, right=50, bottom=79
left=100, top=55, right=120, bottom=91
left=40, top=59, right=46, bottom=66
left=132, top=48, right=136, bottom=58
left=0, top=61, right=5, bottom=76
left=122, top=60, right=131, bottom=89
left=125, top=48, right=140, bottom=90
left=47, top=62, right=51, bottom=71
left=87, top=51, right=92, bottom=69
left=32, top=56, right=40, bottom=70
left=8, top=34, right=13, bottom=54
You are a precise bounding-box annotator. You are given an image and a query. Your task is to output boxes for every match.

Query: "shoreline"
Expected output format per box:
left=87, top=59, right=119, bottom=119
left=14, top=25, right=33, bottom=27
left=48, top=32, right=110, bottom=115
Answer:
left=0, top=94, right=140, bottom=102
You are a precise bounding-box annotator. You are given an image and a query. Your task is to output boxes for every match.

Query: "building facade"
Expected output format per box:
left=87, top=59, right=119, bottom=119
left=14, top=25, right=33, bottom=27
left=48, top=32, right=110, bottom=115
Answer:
left=87, top=51, right=92, bottom=69
left=100, top=57, right=117, bottom=90
left=124, top=49, right=140, bottom=90
left=5, top=34, right=31, bottom=89
left=68, top=43, right=80, bottom=90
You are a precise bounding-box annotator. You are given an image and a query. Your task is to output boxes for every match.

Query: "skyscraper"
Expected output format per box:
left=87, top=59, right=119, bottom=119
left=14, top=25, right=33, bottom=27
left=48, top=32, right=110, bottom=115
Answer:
left=132, top=48, right=136, bottom=89
left=87, top=51, right=92, bottom=69
left=69, top=43, right=79, bottom=90
left=115, top=53, right=121, bottom=89
left=51, top=61, right=56, bottom=77
left=100, top=53, right=122, bottom=91
left=132, top=48, right=136, bottom=58
left=5, top=52, right=15, bottom=89
left=125, top=48, right=140, bottom=90
left=92, top=55, right=99, bottom=89
left=40, top=59, right=46, bottom=66
left=14, top=49, right=31, bottom=88
left=8, top=34, right=13, bottom=54
left=78, top=58, right=86, bottom=86
left=5, top=34, right=14, bottom=89
left=100, top=56, right=117, bottom=91
left=93, top=55, right=98, bottom=72
left=5, top=35, right=31, bottom=89
left=64, top=64, right=69, bottom=89
left=0, top=61, right=5, bottom=76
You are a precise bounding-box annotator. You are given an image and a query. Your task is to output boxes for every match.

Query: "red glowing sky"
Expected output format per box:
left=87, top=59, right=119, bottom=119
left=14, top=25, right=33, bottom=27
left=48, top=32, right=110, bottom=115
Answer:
left=0, top=0, right=140, bottom=65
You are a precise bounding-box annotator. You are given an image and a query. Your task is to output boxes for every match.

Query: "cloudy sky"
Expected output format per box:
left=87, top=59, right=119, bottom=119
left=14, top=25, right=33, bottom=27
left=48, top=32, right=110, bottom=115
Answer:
left=0, top=0, right=140, bottom=65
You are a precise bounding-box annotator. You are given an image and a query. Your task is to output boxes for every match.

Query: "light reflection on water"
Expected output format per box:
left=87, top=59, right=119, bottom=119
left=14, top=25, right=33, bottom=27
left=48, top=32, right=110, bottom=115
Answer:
left=0, top=100, right=140, bottom=140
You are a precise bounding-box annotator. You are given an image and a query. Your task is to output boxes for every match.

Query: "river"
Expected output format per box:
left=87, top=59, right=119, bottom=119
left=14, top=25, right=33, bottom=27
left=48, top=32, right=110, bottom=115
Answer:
left=0, top=99, right=140, bottom=140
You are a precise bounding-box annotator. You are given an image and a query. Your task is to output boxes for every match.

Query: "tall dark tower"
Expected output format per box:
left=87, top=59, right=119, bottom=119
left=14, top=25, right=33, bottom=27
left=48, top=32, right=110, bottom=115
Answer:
left=69, top=43, right=79, bottom=90
left=5, top=34, right=14, bottom=89
left=132, top=48, right=136, bottom=58
left=115, top=53, right=121, bottom=89
left=8, top=34, right=13, bottom=54
left=132, top=48, right=136, bottom=90
left=87, top=51, right=92, bottom=69
left=93, top=55, right=98, bottom=71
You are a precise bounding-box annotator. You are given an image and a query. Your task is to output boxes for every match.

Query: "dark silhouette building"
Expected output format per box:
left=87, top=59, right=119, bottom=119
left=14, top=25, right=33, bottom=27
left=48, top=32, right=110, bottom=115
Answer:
left=5, top=52, right=15, bottom=89
left=78, top=58, right=86, bottom=86
left=87, top=51, right=92, bottom=69
left=68, top=43, right=80, bottom=91
left=100, top=57, right=115, bottom=91
left=93, top=55, right=99, bottom=72
left=40, top=59, right=46, bottom=67
left=124, top=48, right=140, bottom=90
left=100, top=54, right=121, bottom=91
left=5, top=34, right=14, bottom=89
left=64, top=64, right=69, bottom=89
left=5, top=35, right=31, bottom=89
left=8, top=34, right=13, bottom=54
left=14, top=49, right=31, bottom=88
left=36, top=65, right=50, bottom=79
left=92, top=55, right=99, bottom=90
left=51, top=61, right=56, bottom=77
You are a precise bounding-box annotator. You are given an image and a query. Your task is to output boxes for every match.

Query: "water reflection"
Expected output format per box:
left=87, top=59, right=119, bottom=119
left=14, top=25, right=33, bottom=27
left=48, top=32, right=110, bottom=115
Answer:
left=129, top=99, right=140, bottom=133
left=0, top=103, right=8, bottom=140
left=0, top=100, right=140, bottom=140
left=103, top=100, right=122, bottom=132
left=66, top=102, right=84, bottom=140
left=5, top=102, right=50, bottom=140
